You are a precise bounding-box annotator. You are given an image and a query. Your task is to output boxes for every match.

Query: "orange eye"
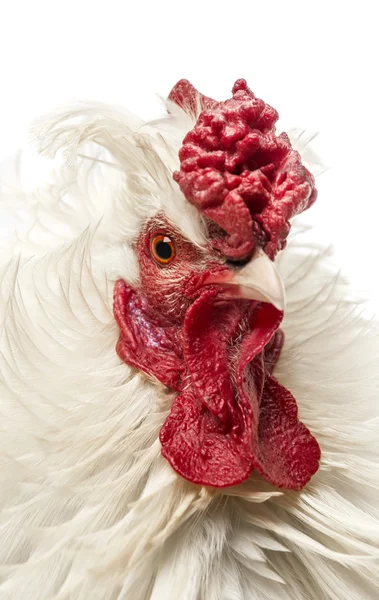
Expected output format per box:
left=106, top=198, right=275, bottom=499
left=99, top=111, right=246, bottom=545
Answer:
left=151, top=234, right=176, bottom=265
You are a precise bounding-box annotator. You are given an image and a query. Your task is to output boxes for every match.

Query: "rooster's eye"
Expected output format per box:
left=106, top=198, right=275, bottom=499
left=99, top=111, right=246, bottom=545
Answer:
left=151, top=234, right=176, bottom=265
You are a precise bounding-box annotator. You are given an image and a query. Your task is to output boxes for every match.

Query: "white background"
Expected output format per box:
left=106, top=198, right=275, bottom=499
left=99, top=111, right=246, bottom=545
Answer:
left=0, top=1, right=378, bottom=310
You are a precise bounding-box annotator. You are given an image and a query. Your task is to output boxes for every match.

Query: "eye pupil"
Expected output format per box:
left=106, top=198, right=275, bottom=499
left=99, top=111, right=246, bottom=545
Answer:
left=155, top=240, right=173, bottom=260
left=151, top=234, right=176, bottom=264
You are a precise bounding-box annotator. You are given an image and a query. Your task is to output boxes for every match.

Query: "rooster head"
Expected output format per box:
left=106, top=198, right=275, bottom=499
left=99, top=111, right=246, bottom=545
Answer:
left=113, top=79, right=320, bottom=490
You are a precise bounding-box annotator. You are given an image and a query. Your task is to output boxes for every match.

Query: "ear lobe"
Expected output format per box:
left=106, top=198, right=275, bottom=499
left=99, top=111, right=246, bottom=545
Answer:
left=113, top=279, right=184, bottom=391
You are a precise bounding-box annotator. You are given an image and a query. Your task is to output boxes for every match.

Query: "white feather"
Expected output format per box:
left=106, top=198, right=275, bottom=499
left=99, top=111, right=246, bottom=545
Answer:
left=0, top=96, right=378, bottom=600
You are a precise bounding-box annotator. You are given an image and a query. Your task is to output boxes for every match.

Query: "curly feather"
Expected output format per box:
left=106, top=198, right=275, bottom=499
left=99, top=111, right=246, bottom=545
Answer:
left=0, top=99, right=378, bottom=600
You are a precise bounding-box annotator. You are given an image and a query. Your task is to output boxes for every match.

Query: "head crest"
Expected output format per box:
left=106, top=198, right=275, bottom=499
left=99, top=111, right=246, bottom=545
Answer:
left=169, top=78, right=317, bottom=261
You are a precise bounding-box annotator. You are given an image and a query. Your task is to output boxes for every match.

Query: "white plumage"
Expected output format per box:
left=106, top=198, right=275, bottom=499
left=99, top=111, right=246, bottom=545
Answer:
left=0, top=92, right=378, bottom=600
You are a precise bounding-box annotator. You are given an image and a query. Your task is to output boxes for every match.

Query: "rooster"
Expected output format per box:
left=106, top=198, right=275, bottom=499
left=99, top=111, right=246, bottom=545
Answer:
left=0, top=79, right=378, bottom=600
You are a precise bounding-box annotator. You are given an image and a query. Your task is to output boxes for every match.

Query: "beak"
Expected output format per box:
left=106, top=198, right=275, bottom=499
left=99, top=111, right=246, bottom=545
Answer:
left=207, top=250, right=286, bottom=311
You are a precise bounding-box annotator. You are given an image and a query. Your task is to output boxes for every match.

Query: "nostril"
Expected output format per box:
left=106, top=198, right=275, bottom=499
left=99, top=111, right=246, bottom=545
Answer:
left=225, top=257, right=251, bottom=268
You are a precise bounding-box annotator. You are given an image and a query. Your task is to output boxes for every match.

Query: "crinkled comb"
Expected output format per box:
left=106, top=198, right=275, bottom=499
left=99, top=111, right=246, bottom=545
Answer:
left=169, top=78, right=317, bottom=261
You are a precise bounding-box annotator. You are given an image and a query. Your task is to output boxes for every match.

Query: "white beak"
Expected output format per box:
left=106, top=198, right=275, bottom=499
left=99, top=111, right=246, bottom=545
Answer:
left=207, top=250, right=286, bottom=311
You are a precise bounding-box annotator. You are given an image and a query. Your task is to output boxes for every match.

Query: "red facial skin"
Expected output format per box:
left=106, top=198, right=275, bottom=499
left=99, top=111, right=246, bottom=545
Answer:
left=113, top=218, right=321, bottom=489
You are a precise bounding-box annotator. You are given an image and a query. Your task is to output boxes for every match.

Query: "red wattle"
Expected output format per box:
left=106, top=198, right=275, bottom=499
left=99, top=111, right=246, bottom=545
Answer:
left=114, top=280, right=320, bottom=489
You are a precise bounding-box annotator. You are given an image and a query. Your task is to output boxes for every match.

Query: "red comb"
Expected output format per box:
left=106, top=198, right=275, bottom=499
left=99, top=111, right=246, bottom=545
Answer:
left=168, top=78, right=217, bottom=116
left=170, top=79, right=317, bottom=261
